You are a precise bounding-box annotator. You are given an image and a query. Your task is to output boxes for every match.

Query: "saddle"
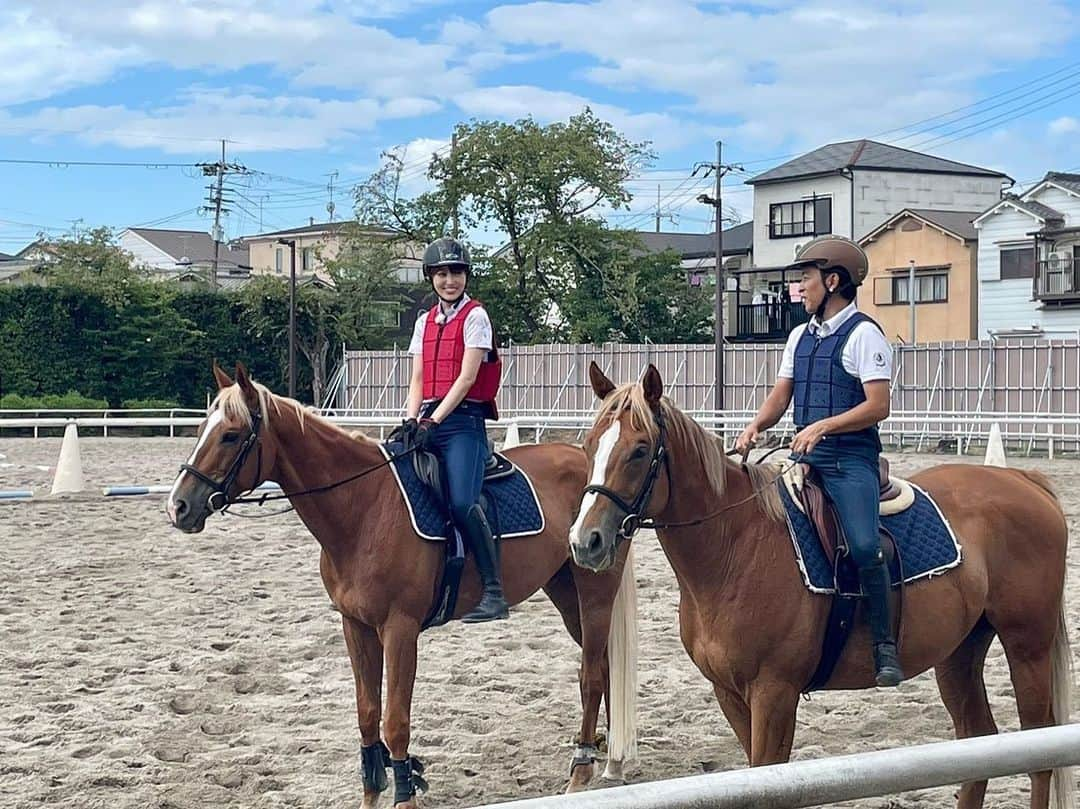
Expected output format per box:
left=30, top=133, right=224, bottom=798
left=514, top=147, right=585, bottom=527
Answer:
left=410, top=440, right=516, bottom=501
left=795, top=457, right=902, bottom=568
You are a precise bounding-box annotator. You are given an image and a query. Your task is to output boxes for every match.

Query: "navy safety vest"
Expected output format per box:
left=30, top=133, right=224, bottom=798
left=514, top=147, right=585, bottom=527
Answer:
left=792, top=311, right=884, bottom=454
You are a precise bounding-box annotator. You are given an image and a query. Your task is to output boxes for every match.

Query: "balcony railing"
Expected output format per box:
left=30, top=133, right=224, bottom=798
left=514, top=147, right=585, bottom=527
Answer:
left=1035, top=257, right=1080, bottom=302
left=735, top=300, right=810, bottom=341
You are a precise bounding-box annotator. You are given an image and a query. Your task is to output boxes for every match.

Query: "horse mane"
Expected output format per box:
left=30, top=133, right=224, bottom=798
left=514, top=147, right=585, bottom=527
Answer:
left=212, top=379, right=379, bottom=447
left=745, top=463, right=786, bottom=523
left=595, top=383, right=727, bottom=498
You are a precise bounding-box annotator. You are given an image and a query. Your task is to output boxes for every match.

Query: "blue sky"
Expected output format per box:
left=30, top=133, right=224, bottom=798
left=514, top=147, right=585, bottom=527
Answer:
left=2, top=0, right=1080, bottom=253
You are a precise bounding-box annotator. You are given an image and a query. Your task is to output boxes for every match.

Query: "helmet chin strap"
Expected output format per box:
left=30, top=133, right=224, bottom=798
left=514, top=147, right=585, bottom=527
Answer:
left=813, top=270, right=837, bottom=320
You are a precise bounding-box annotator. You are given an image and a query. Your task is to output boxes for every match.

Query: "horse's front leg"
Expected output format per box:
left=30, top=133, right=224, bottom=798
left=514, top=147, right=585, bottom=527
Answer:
left=748, top=682, right=800, bottom=766
left=343, top=616, right=388, bottom=809
left=381, top=614, right=425, bottom=809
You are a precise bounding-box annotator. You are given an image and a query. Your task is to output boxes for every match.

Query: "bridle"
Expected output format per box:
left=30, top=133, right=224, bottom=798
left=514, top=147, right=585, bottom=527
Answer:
left=581, top=405, right=799, bottom=542
left=178, top=410, right=264, bottom=514
left=581, top=408, right=670, bottom=540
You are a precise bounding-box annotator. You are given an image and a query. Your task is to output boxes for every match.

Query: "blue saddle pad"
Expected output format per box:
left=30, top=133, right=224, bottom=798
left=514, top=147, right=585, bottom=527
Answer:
left=381, top=442, right=545, bottom=542
left=778, top=478, right=962, bottom=595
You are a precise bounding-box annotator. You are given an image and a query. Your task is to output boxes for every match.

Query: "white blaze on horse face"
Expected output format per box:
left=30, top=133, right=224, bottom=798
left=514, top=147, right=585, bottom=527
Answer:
left=167, top=408, right=224, bottom=521
left=570, top=420, right=621, bottom=545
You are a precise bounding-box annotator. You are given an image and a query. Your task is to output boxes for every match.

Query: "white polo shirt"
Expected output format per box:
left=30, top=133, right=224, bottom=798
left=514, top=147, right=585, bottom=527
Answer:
left=778, top=302, right=892, bottom=383
left=407, top=293, right=494, bottom=355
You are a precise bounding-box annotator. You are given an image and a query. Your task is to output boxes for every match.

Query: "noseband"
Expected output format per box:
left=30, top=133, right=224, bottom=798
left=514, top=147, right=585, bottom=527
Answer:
left=581, top=408, right=669, bottom=540
left=179, top=410, right=263, bottom=513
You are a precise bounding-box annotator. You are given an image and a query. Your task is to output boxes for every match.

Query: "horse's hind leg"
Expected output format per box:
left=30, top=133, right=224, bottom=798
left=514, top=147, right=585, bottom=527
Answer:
left=542, top=562, right=604, bottom=792
left=934, top=617, right=998, bottom=809
left=998, top=621, right=1061, bottom=809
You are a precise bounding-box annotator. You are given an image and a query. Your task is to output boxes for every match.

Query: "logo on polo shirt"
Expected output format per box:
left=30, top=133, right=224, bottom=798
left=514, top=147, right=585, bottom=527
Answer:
left=874, top=351, right=886, bottom=367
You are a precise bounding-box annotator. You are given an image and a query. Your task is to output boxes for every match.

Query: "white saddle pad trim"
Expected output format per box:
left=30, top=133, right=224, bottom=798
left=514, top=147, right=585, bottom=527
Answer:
left=780, top=463, right=915, bottom=516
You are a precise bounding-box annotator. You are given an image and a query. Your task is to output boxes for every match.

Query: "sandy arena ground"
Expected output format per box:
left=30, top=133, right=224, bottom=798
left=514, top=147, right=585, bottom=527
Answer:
left=1, top=436, right=1078, bottom=809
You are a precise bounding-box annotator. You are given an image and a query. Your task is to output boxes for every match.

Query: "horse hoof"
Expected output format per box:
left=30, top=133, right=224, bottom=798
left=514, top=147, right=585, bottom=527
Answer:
left=601, top=758, right=624, bottom=782
left=566, top=761, right=594, bottom=793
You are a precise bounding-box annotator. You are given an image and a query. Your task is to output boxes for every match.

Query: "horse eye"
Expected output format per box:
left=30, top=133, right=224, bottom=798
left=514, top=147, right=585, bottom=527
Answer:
left=221, top=432, right=239, bottom=444
left=630, top=445, right=649, bottom=460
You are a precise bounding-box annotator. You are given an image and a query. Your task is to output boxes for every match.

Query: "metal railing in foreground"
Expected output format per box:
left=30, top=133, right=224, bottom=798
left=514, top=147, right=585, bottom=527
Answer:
left=469, top=724, right=1080, bottom=809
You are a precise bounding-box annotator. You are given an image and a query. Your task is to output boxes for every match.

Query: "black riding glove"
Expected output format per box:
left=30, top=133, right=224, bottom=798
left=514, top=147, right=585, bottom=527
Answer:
left=414, top=418, right=438, bottom=451
left=389, top=417, right=418, bottom=445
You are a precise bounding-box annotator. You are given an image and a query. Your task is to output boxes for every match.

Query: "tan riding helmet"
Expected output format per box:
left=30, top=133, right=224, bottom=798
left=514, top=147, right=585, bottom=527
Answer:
left=788, top=235, right=869, bottom=287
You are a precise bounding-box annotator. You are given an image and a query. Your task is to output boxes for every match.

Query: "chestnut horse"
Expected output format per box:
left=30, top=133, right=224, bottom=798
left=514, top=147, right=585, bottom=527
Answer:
left=166, top=364, right=638, bottom=807
left=570, top=362, right=1074, bottom=809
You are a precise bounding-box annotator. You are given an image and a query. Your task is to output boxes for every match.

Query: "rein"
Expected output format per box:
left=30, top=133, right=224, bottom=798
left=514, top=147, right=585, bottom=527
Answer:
left=583, top=407, right=800, bottom=538
left=179, top=408, right=418, bottom=516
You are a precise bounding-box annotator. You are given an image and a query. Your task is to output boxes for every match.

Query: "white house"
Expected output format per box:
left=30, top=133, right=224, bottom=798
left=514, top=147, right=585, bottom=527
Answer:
left=973, top=172, right=1080, bottom=337
left=118, top=227, right=251, bottom=288
left=745, top=139, right=1010, bottom=268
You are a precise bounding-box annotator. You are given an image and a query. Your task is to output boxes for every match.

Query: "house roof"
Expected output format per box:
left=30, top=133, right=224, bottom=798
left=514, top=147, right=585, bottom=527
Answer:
left=973, top=195, right=1066, bottom=227
left=679, top=221, right=755, bottom=259
left=127, top=227, right=250, bottom=269
left=861, top=208, right=980, bottom=244
left=746, top=139, right=1009, bottom=185
left=242, top=221, right=396, bottom=240
left=1035, top=171, right=1080, bottom=196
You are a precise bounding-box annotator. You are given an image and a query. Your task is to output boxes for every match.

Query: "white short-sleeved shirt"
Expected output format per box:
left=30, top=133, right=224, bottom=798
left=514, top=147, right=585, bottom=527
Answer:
left=407, top=293, right=493, bottom=355
left=778, top=302, right=892, bottom=383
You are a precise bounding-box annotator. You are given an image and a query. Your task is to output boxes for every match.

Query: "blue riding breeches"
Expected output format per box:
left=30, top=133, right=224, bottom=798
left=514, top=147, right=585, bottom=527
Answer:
left=799, top=442, right=882, bottom=570
left=422, top=402, right=490, bottom=525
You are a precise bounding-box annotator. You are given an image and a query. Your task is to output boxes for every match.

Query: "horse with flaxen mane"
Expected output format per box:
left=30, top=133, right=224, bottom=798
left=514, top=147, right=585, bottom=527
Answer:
left=166, top=364, right=639, bottom=808
left=570, top=361, right=1074, bottom=809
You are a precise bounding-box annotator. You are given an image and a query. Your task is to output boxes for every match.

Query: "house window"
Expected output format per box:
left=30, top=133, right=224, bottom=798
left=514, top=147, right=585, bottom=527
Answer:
left=893, top=273, right=948, bottom=304
left=1000, top=244, right=1034, bottom=279
left=302, top=247, right=315, bottom=272
left=275, top=248, right=283, bottom=274
left=769, top=197, right=832, bottom=239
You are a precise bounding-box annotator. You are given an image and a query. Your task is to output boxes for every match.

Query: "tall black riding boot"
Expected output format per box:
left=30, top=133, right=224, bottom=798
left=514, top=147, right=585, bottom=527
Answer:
left=859, top=560, right=905, bottom=687
left=460, top=504, right=509, bottom=623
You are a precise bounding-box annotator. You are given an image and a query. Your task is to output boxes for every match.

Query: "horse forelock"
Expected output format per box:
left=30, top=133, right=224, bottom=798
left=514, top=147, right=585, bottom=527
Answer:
left=594, top=383, right=659, bottom=441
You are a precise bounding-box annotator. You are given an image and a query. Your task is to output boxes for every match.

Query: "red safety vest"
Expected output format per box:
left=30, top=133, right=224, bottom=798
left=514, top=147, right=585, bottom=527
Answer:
left=421, top=299, right=501, bottom=416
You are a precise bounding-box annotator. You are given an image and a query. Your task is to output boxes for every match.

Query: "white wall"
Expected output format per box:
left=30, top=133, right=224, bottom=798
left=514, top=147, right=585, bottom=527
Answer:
left=119, top=230, right=179, bottom=272
left=852, top=170, right=1002, bottom=239
left=751, top=174, right=852, bottom=268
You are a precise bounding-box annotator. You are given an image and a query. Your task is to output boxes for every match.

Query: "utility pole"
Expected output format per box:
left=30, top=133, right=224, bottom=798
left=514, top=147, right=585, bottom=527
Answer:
left=326, top=170, right=338, bottom=222
left=198, top=140, right=248, bottom=290
left=908, top=259, right=917, bottom=344
left=656, top=184, right=661, bottom=233
left=694, top=140, right=743, bottom=421
left=278, top=238, right=298, bottom=399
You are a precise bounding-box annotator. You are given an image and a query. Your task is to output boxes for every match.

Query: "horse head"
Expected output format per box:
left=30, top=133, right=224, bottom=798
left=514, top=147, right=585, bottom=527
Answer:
left=569, top=361, right=671, bottom=572
left=167, top=361, right=276, bottom=533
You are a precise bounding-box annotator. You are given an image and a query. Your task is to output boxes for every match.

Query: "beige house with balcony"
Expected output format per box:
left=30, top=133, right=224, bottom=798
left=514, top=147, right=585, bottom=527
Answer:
left=243, top=221, right=424, bottom=284
left=859, top=209, right=980, bottom=342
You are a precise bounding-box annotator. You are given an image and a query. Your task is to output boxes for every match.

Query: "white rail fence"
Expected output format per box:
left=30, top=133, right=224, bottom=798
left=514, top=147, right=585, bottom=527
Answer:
left=470, top=724, right=1080, bottom=809
left=2, top=408, right=1079, bottom=458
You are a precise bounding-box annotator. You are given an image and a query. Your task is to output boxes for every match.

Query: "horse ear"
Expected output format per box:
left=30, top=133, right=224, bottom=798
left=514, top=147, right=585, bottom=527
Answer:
left=212, top=361, right=233, bottom=390
left=589, top=361, right=616, bottom=400
left=642, top=364, right=664, bottom=406
left=234, top=362, right=259, bottom=406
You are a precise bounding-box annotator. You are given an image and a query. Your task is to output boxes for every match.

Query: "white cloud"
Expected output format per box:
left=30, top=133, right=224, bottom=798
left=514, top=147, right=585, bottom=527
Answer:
left=1049, top=116, right=1079, bottom=135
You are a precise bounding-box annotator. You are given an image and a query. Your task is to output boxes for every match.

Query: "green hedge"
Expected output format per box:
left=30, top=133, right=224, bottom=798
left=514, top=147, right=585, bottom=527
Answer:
left=0, top=390, right=110, bottom=410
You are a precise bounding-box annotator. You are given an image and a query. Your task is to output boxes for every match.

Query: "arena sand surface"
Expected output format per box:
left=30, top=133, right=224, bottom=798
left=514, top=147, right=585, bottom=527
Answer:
left=1, top=436, right=1078, bottom=809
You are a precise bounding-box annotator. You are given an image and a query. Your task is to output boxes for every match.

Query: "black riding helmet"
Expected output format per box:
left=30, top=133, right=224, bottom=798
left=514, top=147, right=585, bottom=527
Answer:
left=422, top=237, right=471, bottom=280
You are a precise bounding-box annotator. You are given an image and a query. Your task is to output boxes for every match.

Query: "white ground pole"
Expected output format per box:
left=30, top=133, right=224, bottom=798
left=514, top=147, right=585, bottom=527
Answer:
left=469, top=725, right=1080, bottom=809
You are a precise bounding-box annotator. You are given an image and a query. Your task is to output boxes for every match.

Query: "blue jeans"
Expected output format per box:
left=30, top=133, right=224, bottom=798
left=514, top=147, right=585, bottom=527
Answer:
left=798, top=442, right=882, bottom=569
left=423, top=402, right=490, bottom=525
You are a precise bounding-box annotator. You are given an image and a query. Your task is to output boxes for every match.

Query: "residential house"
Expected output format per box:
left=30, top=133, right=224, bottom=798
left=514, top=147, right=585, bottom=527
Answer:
left=859, top=209, right=980, bottom=342
left=745, top=139, right=1009, bottom=268
left=118, top=227, right=251, bottom=287
left=973, top=172, right=1080, bottom=337
left=242, top=221, right=424, bottom=284
left=0, top=240, right=61, bottom=285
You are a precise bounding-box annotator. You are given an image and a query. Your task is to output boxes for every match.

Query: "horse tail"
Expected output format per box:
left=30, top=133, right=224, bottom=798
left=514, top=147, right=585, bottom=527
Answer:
left=603, top=542, right=639, bottom=777
left=1051, top=598, right=1075, bottom=809
left=1016, top=468, right=1060, bottom=502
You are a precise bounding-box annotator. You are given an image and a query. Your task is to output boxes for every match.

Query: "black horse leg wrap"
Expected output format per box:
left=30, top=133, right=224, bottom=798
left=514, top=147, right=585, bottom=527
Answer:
left=391, top=756, right=428, bottom=804
left=359, top=741, right=390, bottom=793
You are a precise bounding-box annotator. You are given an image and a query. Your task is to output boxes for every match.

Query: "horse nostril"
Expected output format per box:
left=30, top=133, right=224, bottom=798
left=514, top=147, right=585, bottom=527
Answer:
left=586, top=530, right=604, bottom=557
left=174, top=498, right=188, bottom=516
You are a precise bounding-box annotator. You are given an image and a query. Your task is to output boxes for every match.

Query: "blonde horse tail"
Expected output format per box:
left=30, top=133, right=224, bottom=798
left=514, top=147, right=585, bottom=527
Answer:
left=603, top=542, right=639, bottom=779
left=1051, top=599, right=1075, bottom=809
